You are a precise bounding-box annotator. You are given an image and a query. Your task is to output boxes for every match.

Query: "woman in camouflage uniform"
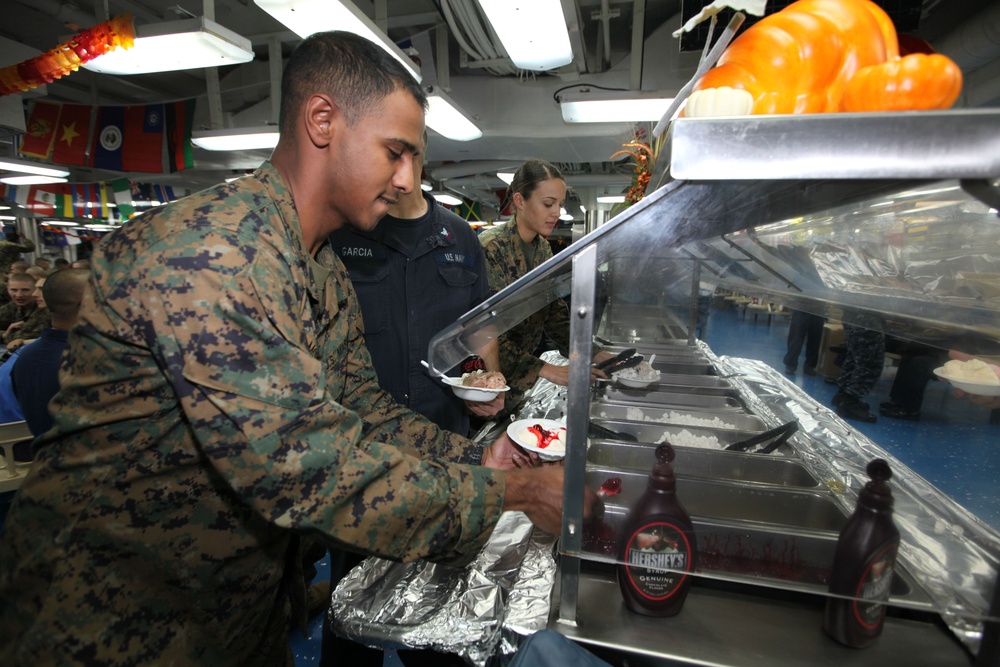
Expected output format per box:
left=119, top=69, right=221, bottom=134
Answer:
left=478, top=161, right=607, bottom=415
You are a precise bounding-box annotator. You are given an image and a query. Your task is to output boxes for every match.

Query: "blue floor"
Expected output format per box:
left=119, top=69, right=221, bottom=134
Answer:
left=703, top=305, right=1000, bottom=532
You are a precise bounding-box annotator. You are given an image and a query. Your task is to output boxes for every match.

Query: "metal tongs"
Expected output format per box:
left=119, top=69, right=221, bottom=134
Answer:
left=594, top=348, right=645, bottom=376
left=724, top=421, right=799, bottom=454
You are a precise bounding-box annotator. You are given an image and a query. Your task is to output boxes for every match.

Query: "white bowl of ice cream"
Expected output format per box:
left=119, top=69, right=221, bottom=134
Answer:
left=613, top=360, right=661, bottom=389
left=442, top=370, right=510, bottom=402
left=934, top=359, right=1000, bottom=396
left=507, top=418, right=567, bottom=461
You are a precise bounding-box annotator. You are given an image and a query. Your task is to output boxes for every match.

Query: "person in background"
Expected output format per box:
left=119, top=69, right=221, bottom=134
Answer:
left=323, top=133, right=507, bottom=667
left=330, top=130, right=504, bottom=437
left=0, top=260, right=30, bottom=307
left=832, top=319, right=885, bottom=423
left=52, top=258, right=70, bottom=271
left=0, top=31, right=599, bottom=667
left=24, top=266, right=46, bottom=282
left=3, top=274, right=50, bottom=350
left=479, top=160, right=609, bottom=416
left=0, top=228, right=34, bottom=278
left=877, top=340, right=949, bottom=421
left=783, top=309, right=825, bottom=375
left=70, top=258, right=90, bottom=270
left=11, top=269, right=89, bottom=436
left=0, top=272, right=41, bottom=344
left=33, top=257, right=51, bottom=274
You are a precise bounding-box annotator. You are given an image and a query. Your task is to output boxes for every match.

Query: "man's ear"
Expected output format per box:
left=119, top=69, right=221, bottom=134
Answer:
left=303, top=94, right=337, bottom=148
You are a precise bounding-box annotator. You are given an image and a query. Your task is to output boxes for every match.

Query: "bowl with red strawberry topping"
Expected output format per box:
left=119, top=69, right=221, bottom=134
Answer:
left=507, top=418, right=568, bottom=461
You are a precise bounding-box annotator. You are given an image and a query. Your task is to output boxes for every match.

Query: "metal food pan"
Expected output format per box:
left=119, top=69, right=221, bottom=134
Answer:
left=587, top=440, right=817, bottom=487
left=581, top=505, right=932, bottom=609
left=589, top=419, right=763, bottom=451
left=591, top=403, right=767, bottom=433
left=650, top=360, right=717, bottom=376
left=595, top=385, right=746, bottom=411
left=600, top=343, right=706, bottom=361
left=587, top=468, right=844, bottom=532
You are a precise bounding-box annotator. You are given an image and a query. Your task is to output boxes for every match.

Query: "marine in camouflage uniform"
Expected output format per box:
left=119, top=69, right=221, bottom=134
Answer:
left=2, top=305, right=50, bottom=344
left=0, top=235, right=34, bottom=278
left=0, top=299, right=38, bottom=336
left=0, top=161, right=506, bottom=666
left=479, top=218, right=571, bottom=414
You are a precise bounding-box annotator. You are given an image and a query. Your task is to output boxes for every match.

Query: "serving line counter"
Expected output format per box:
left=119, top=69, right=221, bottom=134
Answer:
left=333, top=110, right=1000, bottom=664
left=329, top=345, right=993, bottom=665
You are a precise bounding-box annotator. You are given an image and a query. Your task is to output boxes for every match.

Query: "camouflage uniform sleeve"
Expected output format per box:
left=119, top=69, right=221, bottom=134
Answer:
left=132, top=231, right=504, bottom=563
left=0, top=302, right=16, bottom=332
left=328, top=259, right=489, bottom=465
left=11, top=307, right=50, bottom=342
left=481, top=233, right=544, bottom=389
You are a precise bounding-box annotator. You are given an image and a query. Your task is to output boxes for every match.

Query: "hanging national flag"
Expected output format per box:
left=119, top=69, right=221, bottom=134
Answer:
left=166, top=98, right=196, bottom=172
left=91, top=104, right=165, bottom=173
left=32, top=186, right=61, bottom=217
left=56, top=191, right=74, bottom=218
left=110, top=177, right=136, bottom=219
left=51, top=104, right=93, bottom=166
left=19, top=101, right=61, bottom=159
left=98, top=182, right=110, bottom=218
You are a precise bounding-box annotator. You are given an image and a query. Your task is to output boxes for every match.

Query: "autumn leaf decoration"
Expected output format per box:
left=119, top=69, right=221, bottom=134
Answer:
left=609, top=126, right=665, bottom=210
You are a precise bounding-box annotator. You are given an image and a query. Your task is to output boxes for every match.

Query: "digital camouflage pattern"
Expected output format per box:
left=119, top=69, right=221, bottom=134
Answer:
left=478, top=219, right=571, bottom=414
left=0, top=302, right=38, bottom=335
left=0, top=236, right=35, bottom=277
left=2, top=305, right=50, bottom=344
left=0, top=161, right=505, bottom=667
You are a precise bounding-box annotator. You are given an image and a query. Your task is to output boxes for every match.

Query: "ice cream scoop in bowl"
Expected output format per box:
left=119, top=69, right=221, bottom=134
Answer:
left=613, top=357, right=660, bottom=388
left=934, top=359, right=1000, bottom=396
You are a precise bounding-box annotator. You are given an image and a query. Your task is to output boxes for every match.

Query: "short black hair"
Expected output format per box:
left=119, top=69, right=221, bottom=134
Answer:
left=41, top=268, right=89, bottom=318
left=280, top=31, right=426, bottom=138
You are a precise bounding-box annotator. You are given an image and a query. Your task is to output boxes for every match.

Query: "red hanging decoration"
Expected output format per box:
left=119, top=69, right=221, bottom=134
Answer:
left=0, top=14, right=135, bottom=96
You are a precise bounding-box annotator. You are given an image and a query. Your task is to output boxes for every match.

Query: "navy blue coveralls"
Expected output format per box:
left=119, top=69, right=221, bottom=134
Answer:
left=330, top=192, right=491, bottom=437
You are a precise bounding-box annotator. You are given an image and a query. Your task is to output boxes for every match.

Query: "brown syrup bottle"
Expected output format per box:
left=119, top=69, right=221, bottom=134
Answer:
left=617, top=442, right=697, bottom=616
left=823, top=459, right=900, bottom=648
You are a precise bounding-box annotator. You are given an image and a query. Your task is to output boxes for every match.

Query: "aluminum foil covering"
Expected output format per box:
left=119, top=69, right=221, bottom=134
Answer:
left=327, top=510, right=551, bottom=666
left=710, top=351, right=1000, bottom=655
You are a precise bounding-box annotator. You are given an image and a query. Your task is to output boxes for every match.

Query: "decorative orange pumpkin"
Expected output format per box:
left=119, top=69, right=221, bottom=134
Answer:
left=686, top=0, right=963, bottom=116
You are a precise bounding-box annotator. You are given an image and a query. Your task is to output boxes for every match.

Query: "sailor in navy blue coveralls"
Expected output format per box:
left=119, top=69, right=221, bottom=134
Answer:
left=331, top=190, right=491, bottom=437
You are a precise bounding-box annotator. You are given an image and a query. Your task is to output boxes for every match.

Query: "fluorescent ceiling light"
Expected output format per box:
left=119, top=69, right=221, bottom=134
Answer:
left=420, top=180, right=433, bottom=192
left=83, top=17, right=253, bottom=74
left=597, top=194, right=625, bottom=204
left=42, top=220, right=80, bottom=227
left=0, top=158, right=70, bottom=178
left=477, top=0, right=572, bottom=71
left=560, top=91, right=676, bottom=123
left=254, top=0, right=421, bottom=81
left=425, top=87, right=482, bottom=141
left=497, top=172, right=515, bottom=185
left=83, top=224, right=119, bottom=231
left=192, top=127, right=280, bottom=151
left=559, top=207, right=573, bottom=221
left=433, top=192, right=463, bottom=206
left=0, top=175, right=68, bottom=185
left=0, top=215, right=15, bottom=221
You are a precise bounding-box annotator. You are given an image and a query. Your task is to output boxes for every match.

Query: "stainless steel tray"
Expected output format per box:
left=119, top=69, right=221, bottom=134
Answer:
left=589, top=419, right=774, bottom=452
left=586, top=467, right=845, bottom=532
left=594, top=385, right=745, bottom=411
left=591, top=403, right=767, bottom=432
left=587, top=440, right=817, bottom=487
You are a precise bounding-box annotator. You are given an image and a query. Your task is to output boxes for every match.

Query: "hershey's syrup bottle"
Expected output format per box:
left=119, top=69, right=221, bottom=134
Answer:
left=617, top=442, right=697, bottom=616
left=824, top=459, right=900, bottom=648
